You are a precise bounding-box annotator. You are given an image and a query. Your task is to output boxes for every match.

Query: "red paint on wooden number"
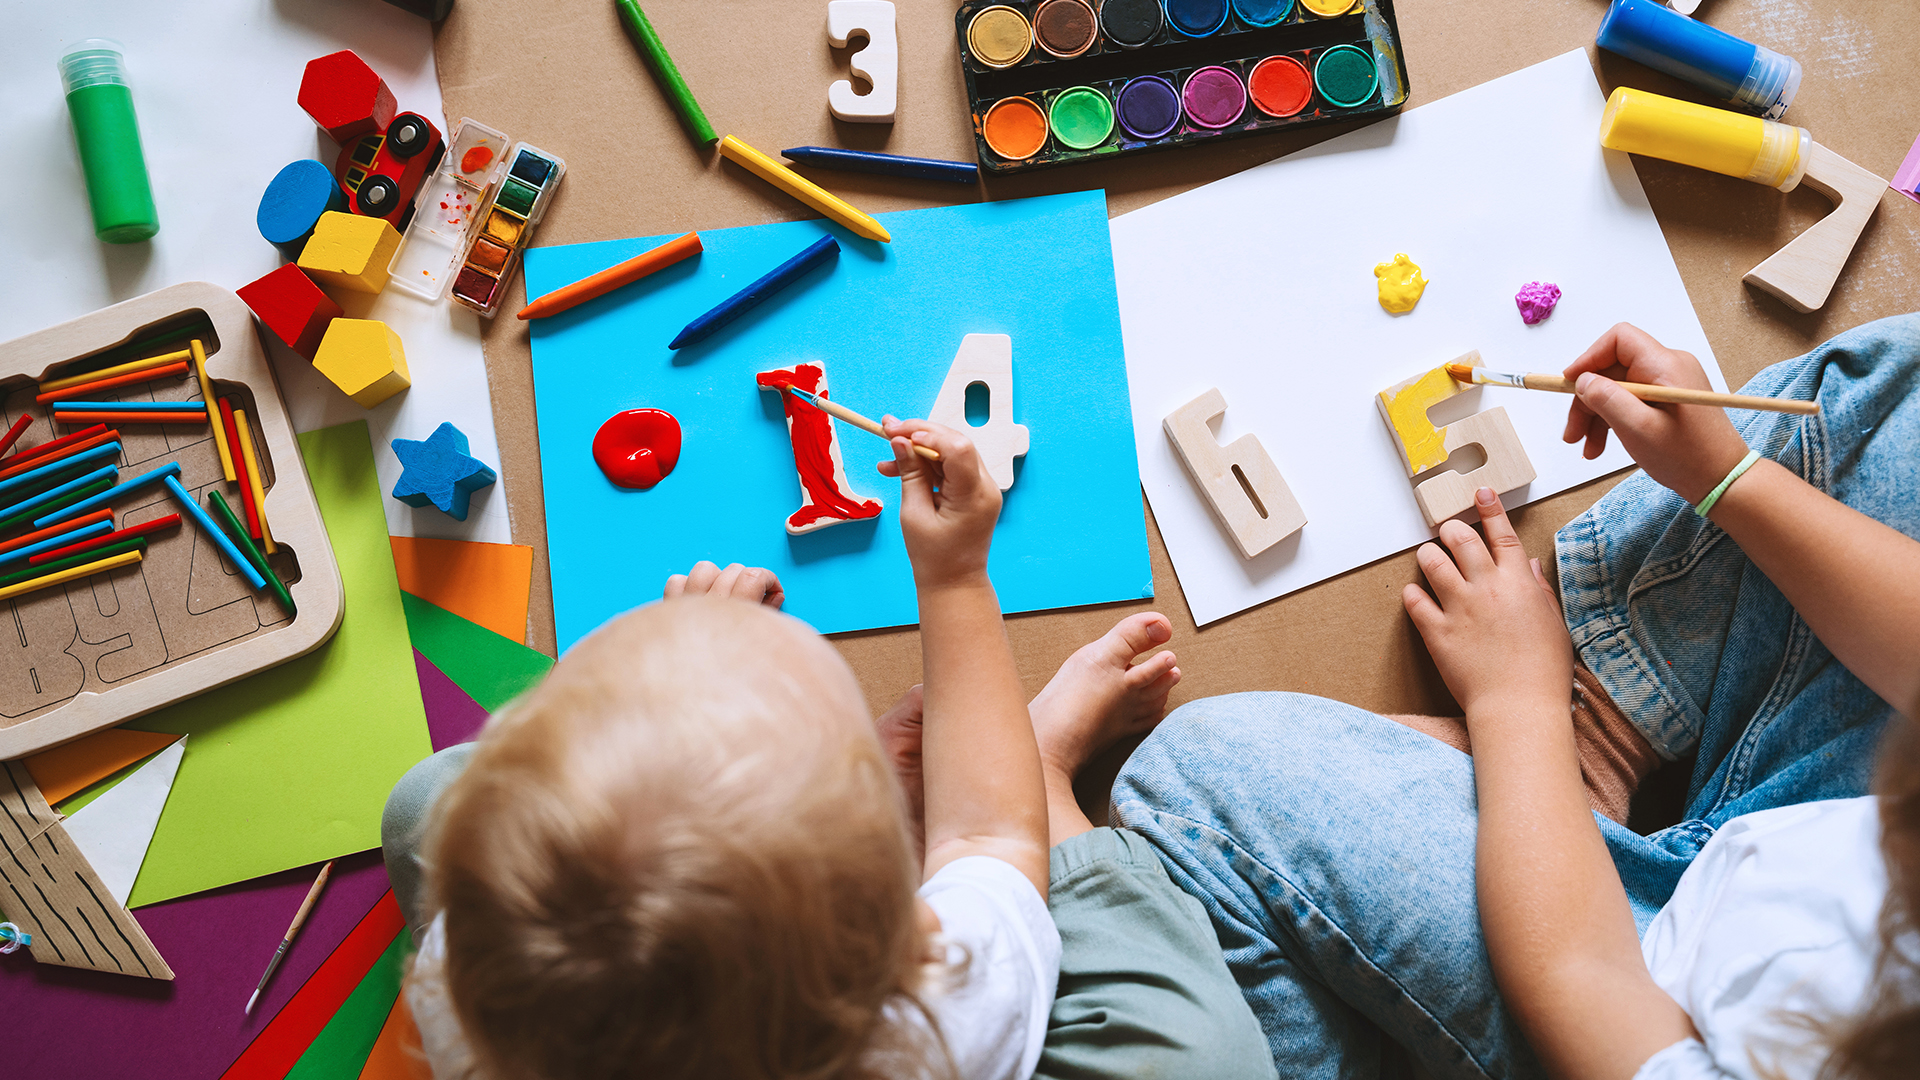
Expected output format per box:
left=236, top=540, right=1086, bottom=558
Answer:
left=756, top=364, right=882, bottom=533
left=593, top=409, right=682, bottom=489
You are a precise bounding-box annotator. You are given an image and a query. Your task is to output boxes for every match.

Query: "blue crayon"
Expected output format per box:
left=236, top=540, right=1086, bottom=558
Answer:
left=1597, top=0, right=1801, bottom=119
left=52, top=401, right=205, bottom=412
left=0, top=519, right=114, bottom=570
left=668, top=235, right=840, bottom=350
left=781, top=146, right=979, bottom=185
left=34, top=461, right=177, bottom=529
left=0, top=441, right=121, bottom=502
left=163, top=473, right=264, bottom=590
left=7, top=464, right=119, bottom=523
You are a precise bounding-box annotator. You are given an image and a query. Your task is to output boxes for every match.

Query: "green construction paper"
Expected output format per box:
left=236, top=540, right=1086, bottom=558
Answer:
left=285, top=929, right=410, bottom=1080
left=402, top=592, right=552, bottom=712
left=125, top=421, right=432, bottom=907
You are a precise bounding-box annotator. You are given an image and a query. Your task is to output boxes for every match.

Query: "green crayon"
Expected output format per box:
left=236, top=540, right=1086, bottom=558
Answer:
left=613, top=0, right=717, bottom=145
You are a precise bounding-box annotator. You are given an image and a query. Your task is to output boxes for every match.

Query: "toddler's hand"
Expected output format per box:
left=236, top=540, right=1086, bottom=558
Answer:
left=663, top=561, right=785, bottom=608
left=875, top=418, right=1000, bottom=590
left=1562, top=323, right=1751, bottom=504
left=1403, top=489, right=1573, bottom=720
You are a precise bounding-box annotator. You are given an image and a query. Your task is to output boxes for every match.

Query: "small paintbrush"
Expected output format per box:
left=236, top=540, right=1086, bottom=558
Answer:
left=782, top=384, right=942, bottom=461
left=246, top=860, right=333, bottom=1015
left=1445, top=362, right=1818, bottom=416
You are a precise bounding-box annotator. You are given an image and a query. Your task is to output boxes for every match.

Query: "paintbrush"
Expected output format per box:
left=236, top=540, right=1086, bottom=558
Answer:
left=781, top=384, right=942, bottom=461
left=1445, top=362, right=1818, bottom=416
left=246, top=860, right=333, bottom=1015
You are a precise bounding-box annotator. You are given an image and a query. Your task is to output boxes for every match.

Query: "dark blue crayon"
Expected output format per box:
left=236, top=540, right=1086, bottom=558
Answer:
left=668, top=235, right=840, bottom=350
left=781, top=146, right=979, bottom=185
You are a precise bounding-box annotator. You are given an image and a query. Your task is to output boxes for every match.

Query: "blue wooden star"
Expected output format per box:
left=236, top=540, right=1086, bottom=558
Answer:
left=391, top=422, right=496, bottom=521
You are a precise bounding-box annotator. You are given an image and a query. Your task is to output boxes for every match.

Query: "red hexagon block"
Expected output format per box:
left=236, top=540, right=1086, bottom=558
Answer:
left=297, top=50, right=397, bottom=144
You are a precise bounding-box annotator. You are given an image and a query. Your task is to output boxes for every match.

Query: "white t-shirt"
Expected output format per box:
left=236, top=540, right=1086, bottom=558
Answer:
left=1633, top=797, right=1895, bottom=1080
left=406, top=854, right=1061, bottom=1080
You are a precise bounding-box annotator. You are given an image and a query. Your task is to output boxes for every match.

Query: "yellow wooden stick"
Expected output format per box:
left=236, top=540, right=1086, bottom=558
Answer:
left=234, top=409, right=277, bottom=555
left=0, top=549, right=142, bottom=602
left=38, top=350, right=191, bottom=394
left=1444, top=363, right=1819, bottom=416
left=192, top=339, right=236, bottom=482
left=717, top=135, right=892, bottom=243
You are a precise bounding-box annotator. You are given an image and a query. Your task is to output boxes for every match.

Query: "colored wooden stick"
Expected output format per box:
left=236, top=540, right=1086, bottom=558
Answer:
left=781, top=146, right=980, bottom=184
left=0, top=464, right=118, bottom=523
left=0, top=444, right=120, bottom=504
left=612, top=0, right=717, bottom=144
left=0, top=520, right=114, bottom=570
left=1, top=478, right=113, bottom=535
left=50, top=401, right=209, bottom=412
left=208, top=490, right=294, bottom=616
left=781, top=383, right=941, bottom=461
left=35, top=360, right=191, bottom=404
left=161, top=473, right=265, bottom=590
left=518, top=232, right=703, bottom=320
left=38, top=349, right=190, bottom=394
left=0, top=549, right=142, bottom=602
left=4, top=425, right=110, bottom=471
left=0, top=510, right=114, bottom=557
left=669, top=235, right=840, bottom=350
left=28, top=514, right=179, bottom=566
left=1445, top=363, right=1821, bottom=416
left=0, top=415, right=31, bottom=458
left=191, top=339, right=236, bottom=482
left=33, top=461, right=177, bottom=529
left=53, top=411, right=208, bottom=425
left=1, top=538, right=147, bottom=588
left=218, top=400, right=260, bottom=539
left=235, top=408, right=276, bottom=554
left=717, top=135, right=892, bottom=243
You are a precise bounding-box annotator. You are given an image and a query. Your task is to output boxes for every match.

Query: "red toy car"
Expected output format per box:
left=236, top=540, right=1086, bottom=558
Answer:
left=334, top=111, right=445, bottom=231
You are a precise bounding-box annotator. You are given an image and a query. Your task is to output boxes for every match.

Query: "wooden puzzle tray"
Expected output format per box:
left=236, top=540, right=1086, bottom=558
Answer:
left=0, top=282, right=344, bottom=758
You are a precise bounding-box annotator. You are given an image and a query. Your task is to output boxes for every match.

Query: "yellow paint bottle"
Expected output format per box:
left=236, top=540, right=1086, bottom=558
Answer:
left=1599, top=86, right=1811, bottom=192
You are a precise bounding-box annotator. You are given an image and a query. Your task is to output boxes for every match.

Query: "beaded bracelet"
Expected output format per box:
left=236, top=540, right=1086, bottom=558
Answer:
left=1694, top=449, right=1762, bottom=518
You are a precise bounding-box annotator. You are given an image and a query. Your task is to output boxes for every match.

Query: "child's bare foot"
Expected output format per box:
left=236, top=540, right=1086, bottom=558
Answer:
left=874, top=684, right=925, bottom=856
left=1029, top=612, right=1180, bottom=780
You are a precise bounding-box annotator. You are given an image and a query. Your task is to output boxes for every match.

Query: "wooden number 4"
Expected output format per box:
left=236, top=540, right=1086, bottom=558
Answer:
left=929, top=334, right=1029, bottom=491
left=1163, top=388, right=1307, bottom=559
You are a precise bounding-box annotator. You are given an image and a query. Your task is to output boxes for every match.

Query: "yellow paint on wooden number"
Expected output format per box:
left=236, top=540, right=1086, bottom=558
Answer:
left=1378, top=366, right=1461, bottom=474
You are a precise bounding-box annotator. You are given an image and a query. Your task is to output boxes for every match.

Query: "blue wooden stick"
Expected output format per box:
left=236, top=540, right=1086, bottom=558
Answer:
left=163, top=474, right=265, bottom=590
left=52, top=401, right=207, bottom=412
left=34, top=461, right=176, bottom=529
left=0, top=442, right=121, bottom=501
left=9, top=464, right=120, bottom=524
left=668, top=235, right=840, bottom=350
left=781, top=146, right=979, bottom=184
left=0, top=519, right=114, bottom=570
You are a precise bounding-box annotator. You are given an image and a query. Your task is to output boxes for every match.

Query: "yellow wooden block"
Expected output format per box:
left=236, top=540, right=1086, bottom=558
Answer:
left=297, top=211, right=401, bottom=294
left=313, top=319, right=411, bottom=408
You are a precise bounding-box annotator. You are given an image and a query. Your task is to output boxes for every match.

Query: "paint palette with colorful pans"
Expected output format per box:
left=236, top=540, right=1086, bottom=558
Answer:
left=450, top=142, right=566, bottom=318
left=389, top=117, right=513, bottom=301
left=956, top=0, right=1410, bottom=173
left=0, top=282, right=344, bottom=758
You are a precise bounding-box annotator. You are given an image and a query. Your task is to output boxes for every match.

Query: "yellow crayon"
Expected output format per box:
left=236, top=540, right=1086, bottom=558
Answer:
left=1600, top=86, right=1810, bottom=192
left=717, top=135, right=892, bottom=244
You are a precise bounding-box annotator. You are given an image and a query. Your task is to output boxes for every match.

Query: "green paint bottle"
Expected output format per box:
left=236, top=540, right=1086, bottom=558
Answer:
left=60, top=40, right=159, bottom=244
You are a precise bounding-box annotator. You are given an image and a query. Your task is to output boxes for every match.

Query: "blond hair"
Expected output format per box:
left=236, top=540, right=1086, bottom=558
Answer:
left=418, top=597, right=939, bottom=1080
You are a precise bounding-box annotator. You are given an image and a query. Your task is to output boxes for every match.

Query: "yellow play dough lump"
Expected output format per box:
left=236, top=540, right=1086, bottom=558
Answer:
left=1374, top=253, right=1427, bottom=314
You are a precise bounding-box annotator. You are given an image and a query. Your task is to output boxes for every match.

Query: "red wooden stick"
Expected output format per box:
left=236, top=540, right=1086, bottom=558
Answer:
left=0, top=509, right=115, bottom=556
left=0, top=415, right=31, bottom=459
left=2, top=424, right=109, bottom=468
left=221, top=400, right=261, bottom=540
left=29, top=514, right=181, bottom=566
left=52, top=411, right=207, bottom=425
left=0, top=431, right=119, bottom=483
left=34, top=360, right=192, bottom=404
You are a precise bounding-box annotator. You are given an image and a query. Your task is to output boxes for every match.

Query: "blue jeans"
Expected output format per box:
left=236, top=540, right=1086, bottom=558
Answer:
left=1111, top=314, right=1920, bottom=1080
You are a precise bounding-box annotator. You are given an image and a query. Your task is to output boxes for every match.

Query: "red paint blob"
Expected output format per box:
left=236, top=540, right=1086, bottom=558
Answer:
left=460, top=146, right=494, bottom=174
left=593, top=409, right=682, bottom=489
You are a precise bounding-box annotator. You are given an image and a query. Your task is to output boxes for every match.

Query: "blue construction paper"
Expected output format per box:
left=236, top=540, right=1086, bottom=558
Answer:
left=525, top=191, right=1150, bottom=647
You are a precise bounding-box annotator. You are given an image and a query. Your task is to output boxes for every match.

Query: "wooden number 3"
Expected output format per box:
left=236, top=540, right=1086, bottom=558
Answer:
left=827, top=1, right=898, bottom=123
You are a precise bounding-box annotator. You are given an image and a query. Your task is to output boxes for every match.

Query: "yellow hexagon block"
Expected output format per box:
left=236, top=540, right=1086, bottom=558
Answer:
left=298, top=211, right=401, bottom=294
left=313, top=318, right=411, bottom=408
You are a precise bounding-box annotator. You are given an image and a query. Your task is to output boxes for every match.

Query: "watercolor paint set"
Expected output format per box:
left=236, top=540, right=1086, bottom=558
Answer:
left=955, top=0, right=1410, bottom=173
left=388, top=118, right=513, bottom=301
left=450, top=142, right=567, bottom=317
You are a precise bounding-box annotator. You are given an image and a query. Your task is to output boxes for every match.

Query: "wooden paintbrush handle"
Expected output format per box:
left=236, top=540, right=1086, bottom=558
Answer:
left=1521, top=374, right=1818, bottom=416
left=810, top=395, right=943, bottom=460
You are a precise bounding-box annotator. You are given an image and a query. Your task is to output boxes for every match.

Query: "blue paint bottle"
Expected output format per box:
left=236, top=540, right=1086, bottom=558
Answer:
left=1597, top=0, right=1801, bottom=120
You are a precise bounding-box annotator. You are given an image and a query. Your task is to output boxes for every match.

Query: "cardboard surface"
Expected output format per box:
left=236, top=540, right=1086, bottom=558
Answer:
left=123, top=421, right=431, bottom=908
left=525, top=193, right=1150, bottom=645
left=0, top=849, right=392, bottom=1080
left=390, top=536, right=534, bottom=642
left=437, top=1, right=1920, bottom=723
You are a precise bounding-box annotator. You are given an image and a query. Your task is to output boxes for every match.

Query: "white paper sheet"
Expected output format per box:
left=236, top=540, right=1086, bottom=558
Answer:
left=1111, top=49, right=1725, bottom=626
left=0, top=0, right=510, bottom=542
left=64, top=737, right=185, bottom=907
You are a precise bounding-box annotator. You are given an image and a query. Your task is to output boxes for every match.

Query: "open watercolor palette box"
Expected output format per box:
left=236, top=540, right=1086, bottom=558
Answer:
left=955, top=0, right=1410, bottom=173
left=0, top=282, right=344, bottom=757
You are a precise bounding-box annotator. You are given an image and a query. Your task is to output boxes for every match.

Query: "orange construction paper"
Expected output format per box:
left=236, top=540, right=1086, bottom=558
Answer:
left=389, top=536, right=534, bottom=643
left=357, top=987, right=432, bottom=1080
left=222, top=891, right=406, bottom=1080
left=24, top=728, right=183, bottom=805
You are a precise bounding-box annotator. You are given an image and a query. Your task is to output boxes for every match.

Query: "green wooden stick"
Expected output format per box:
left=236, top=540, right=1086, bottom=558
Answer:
left=613, top=0, right=717, bottom=145
left=208, top=489, right=295, bottom=616
left=0, top=537, right=145, bottom=588
left=0, top=478, right=112, bottom=534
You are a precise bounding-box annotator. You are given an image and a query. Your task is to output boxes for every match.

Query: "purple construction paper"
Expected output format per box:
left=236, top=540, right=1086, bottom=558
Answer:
left=0, top=849, right=390, bottom=1079
left=417, top=649, right=490, bottom=750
